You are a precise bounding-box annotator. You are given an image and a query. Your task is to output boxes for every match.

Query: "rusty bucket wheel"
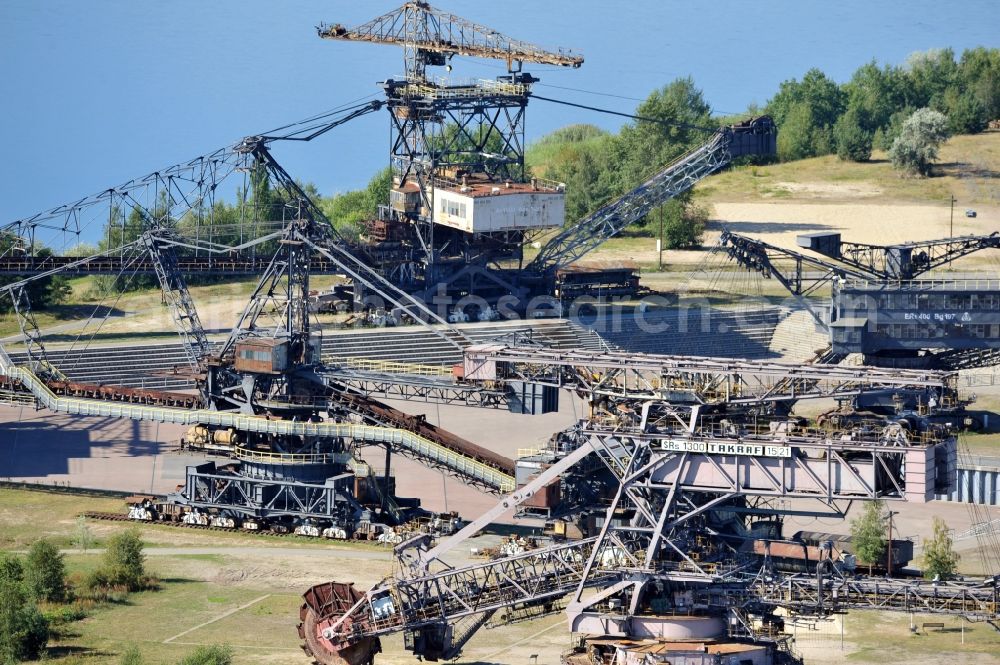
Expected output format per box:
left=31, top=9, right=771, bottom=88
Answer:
left=298, top=582, right=381, bottom=665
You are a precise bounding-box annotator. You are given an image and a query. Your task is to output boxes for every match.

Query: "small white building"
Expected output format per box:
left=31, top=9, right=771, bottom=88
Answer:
left=430, top=180, right=564, bottom=234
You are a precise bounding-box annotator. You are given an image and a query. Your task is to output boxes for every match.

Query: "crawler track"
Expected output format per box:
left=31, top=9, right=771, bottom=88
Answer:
left=82, top=511, right=297, bottom=537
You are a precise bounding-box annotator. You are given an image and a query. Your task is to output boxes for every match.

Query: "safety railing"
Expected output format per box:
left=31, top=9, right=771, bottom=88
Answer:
left=342, top=358, right=453, bottom=376
left=233, top=447, right=343, bottom=466
left=843, top=278, right=1000, bottom=292
left=402, top=78, right=529, bottom=100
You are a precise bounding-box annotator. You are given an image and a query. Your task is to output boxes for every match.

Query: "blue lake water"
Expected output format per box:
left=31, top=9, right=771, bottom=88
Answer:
left=1, top=0, right=996, bottom=231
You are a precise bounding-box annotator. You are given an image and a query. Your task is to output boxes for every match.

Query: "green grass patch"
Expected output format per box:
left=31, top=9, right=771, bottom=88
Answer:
left=842, top=610, right=1000, bottom=662
left=959, top=432, right=1000, bottom=457
left=0, top=488, right=122, bottom=550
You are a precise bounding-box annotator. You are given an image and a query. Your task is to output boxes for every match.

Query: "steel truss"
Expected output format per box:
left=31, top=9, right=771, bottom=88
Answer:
left=721, top=230, right=865, bottom=297
left=298, top=393, right=982, bottom=663
left=322, top=369, right=510, bottom=409
left=814, top=233, right=1000, bottom=280
left=462, top=343, right=955, bottom=405
left=318, top=2, right=580, bottom=296
left=179, top=463, right=357, bottom=523
left=317, top=2, right=583, bottom=80
left=384, top=80, right=529, bottom=187
left=747, top=573, right=999, bottom=622
left=142, top=233, right=210, bottom=366
left=8, top=284, right=59, bottom=379
left=2, top=100, right=383, bottom=258
left=722, top=230, right=1000, bottom=291
left=566, top=422, right=952, bottom=503
left=0, top=254, right=344, bottom=276
left=313, top=537, right=609, bottom=646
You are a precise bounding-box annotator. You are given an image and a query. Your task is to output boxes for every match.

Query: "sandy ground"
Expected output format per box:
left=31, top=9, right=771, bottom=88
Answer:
left=589, top=201, right=1000, bottom=271
left=708, top=200, right=1000, bottom=255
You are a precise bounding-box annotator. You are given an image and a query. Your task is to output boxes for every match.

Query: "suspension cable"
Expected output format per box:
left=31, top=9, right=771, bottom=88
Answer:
left=529, top=93, right=717, bottom=134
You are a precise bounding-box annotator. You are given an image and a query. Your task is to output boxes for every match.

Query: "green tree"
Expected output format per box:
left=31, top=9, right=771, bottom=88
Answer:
left=850, top=500, right=887, bottom=575
left=0, top=559, right=49, bottom=664
left=904, top=48, right=958, bottom=109
left=584, top=77, right=714, bottom=241
left=319, top=167, right=393, bottom=239
left=958, top=46, right=1000, bottom=125
left=610, top=77, right=713, bottom=194
left=657, top=196, right=709, bottom=249
left=834, top=106, right=873, bottom=161
left=875, top=106, right=916, bottom=151
left=73, top=516, right=95, bottom=553
left=527, top=124, right=612, bottom=223
left=0, top=242, right=72, bottom=315
left=922, top=516, right=960, bottom=580
left=96, top=528, right=147, bottom=591
left=766, top=68, right=845, bottom=160
left=775, top=102, right=816, bottom=161
left=767, top=68, right=846, bottom=128
left=889, top=108, right=950, bottom=176
left=0, top=554, right=24, bottom=585
left=549, top=138, right=614, bottom=222
left=941, top=86, right=987, bottom=134
left=177, top=644, right=233, bottom=665
left=24, top=540, right=67, bottom=603
left=843, top=60, right=908, bottom=133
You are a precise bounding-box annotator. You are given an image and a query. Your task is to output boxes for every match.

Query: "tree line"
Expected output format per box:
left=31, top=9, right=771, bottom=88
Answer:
left=528, top=46, right=999, bottom=247
left=772, top=47, right=998, bottom=163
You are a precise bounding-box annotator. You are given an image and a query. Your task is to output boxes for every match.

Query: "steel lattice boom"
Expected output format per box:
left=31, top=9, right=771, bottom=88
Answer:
left=527, top=117, right=776, bottom=274
left=318, top=1, right=583, bottom=79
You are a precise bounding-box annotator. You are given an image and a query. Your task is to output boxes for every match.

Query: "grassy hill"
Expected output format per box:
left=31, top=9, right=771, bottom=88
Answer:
left=526, top=127, right=1000, bottom=209
left=695, top=131, right=1000, bottom=206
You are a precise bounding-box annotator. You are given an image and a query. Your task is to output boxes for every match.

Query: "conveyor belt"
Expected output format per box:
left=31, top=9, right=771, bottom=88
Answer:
left=335, top=392, right=515, bottom=478
left=0, top=364, right=515, bottom=493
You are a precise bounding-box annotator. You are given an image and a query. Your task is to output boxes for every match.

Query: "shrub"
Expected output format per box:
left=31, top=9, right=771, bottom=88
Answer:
left=834, top=107, right=873, bottom=161
left=0, top=554, right=25, bottom=585
left=100, top=529, right=147, bottom=591
left=177, top=644, right=233, bottom=665
left=25, top=539, right=67, bottom=603
left=41, top=604, right=87, bottom=625
left=0, top=571, right=49, bottom=663
left=662, top=201, right=709, bottom=249
left=73, top=516, right=95, bottom=552
left=889, top=108, right=950, bottom=176
left=120, top=644, right=145, bottom=665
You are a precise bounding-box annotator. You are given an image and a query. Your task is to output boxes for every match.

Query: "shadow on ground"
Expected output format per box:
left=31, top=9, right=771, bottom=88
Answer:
left=710, top=220, right=834, bottom=234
